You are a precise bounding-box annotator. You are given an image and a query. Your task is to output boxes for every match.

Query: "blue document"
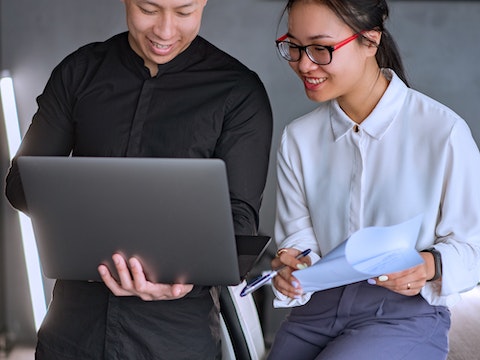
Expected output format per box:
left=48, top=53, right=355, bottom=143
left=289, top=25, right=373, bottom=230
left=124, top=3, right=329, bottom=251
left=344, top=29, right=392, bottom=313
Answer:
left=293, top=215, right=424, bottom=292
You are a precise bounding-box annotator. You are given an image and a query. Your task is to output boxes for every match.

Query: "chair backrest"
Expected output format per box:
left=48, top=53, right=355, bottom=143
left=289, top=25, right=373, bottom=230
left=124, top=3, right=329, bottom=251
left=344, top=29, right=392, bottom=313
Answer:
left=220, top=313, right=236, bottom=359
left=220, top=282, right=266, bottom=360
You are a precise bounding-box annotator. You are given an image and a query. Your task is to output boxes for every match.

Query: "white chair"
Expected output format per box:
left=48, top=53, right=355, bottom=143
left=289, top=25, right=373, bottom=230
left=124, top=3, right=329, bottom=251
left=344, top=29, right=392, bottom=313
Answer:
left=220, top=282, right=266, bottom=360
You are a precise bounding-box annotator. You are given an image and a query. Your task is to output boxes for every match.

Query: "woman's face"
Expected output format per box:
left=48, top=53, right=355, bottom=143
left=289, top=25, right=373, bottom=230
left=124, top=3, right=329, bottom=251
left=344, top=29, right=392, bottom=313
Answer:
left=123, top=0, right=207, bottom=75
left=286, top=1, right=372, bottom=103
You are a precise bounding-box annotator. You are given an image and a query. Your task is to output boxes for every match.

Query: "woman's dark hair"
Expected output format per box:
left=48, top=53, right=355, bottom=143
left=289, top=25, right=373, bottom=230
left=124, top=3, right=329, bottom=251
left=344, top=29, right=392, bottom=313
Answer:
left=281, top=0, right=409, bottom=87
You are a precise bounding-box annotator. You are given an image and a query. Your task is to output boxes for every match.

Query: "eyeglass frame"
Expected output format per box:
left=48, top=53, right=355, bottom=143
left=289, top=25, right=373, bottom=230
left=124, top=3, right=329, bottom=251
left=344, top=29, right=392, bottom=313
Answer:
left=275, top=31, right=365, bottom=65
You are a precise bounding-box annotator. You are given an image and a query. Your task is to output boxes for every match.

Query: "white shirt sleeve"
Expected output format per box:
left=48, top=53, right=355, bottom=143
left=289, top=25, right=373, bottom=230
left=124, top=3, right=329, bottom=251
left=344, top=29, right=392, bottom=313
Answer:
left=421, top=119, right=480, bottom=306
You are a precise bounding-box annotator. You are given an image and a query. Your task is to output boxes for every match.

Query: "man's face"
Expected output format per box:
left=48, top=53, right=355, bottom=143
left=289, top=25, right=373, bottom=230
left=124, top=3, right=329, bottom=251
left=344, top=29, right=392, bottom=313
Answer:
left=123, top=0, right=207, bottom=73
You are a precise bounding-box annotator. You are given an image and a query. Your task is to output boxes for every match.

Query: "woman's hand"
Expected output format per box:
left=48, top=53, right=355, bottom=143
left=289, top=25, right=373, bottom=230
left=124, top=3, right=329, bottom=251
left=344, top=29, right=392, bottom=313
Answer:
left=271, top=248, right=311, bottom=299
left=369, top=252, right=434, bottom=296
left=98, top=253, right=194, bottom=301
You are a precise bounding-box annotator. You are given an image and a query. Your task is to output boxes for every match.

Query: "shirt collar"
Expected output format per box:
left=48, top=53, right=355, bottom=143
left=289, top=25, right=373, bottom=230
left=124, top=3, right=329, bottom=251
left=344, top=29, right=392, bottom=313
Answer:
left=122, top=33, right=205, bottom=77
left=155, top=36, right=204, bottom=76
left=331, top=69, right=408, bottom=141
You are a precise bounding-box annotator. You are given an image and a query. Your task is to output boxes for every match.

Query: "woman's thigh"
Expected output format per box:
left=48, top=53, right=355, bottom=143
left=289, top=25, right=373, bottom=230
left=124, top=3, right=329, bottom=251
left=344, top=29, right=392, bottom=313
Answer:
left=266, top=286, right=347, bottom=359
left=316, top=305, right=450, bottom=360
left=267, top=282, right=450, bottom=360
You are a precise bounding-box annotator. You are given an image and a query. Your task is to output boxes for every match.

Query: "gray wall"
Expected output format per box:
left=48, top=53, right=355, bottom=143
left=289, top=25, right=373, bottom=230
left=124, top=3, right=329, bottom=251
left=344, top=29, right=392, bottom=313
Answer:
left=1, top=0, right=479, bottom=344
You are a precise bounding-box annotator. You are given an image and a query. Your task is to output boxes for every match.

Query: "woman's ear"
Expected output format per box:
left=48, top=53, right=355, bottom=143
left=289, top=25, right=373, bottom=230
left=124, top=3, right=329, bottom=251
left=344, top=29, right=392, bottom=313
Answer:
left=361, top=30, right=382, bottom=58
left=362, top=30, right=382, bottom=48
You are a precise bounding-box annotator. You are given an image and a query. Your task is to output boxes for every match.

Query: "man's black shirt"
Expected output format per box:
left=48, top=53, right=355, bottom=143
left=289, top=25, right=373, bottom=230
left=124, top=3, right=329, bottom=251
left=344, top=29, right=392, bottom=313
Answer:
left=5, top=32, right=272, bottom=359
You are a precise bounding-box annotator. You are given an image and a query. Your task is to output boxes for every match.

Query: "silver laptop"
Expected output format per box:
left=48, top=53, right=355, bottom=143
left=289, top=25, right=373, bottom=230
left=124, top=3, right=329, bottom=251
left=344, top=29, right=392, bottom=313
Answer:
left=16, top=156, right=270, bottom=285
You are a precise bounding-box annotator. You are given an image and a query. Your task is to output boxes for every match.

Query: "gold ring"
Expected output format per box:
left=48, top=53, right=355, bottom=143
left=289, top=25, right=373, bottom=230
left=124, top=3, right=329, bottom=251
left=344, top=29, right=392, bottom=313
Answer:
left=276, top=248, right=288, bottom=257
left=407, top=283, right=411, bottom=290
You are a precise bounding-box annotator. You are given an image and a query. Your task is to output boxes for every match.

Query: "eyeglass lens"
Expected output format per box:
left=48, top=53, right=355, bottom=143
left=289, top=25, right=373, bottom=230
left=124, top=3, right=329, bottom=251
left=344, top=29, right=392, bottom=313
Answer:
left=278, top=43, right=332, bottom=65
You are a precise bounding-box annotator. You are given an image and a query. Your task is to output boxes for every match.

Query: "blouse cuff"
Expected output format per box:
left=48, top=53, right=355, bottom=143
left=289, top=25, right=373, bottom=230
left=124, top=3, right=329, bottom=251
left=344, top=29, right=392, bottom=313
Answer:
left=271, top=285, right=313, bottom=308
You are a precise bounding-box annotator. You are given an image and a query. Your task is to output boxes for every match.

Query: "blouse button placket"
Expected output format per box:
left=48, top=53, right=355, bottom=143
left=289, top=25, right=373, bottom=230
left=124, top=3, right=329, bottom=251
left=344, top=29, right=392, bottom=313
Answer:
left=349, top=125, right=365, bottom=233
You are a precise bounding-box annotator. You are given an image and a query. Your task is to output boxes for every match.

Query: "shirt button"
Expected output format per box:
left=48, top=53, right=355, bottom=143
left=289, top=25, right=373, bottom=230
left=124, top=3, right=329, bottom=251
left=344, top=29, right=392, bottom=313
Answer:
left=353, top=124, right=359, bottom=133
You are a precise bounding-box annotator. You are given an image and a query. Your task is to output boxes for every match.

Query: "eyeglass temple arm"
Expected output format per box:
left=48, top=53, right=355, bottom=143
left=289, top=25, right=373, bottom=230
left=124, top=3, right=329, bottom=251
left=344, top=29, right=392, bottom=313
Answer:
left=276, top=31, right=365, bottom=47
left=332, top=33, right=359, bottom=50
left=332, top=31, right=365, bottom=50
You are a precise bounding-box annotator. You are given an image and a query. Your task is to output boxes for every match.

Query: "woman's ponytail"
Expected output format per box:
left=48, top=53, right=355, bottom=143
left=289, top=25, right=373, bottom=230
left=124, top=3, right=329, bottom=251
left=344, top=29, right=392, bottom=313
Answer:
left=377, top=29, right=409, bottom=87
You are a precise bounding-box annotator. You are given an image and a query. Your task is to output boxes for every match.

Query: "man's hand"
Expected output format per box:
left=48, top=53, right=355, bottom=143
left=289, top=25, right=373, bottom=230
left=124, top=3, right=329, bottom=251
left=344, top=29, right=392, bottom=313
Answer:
left=98, top=253, right=194, bottom=301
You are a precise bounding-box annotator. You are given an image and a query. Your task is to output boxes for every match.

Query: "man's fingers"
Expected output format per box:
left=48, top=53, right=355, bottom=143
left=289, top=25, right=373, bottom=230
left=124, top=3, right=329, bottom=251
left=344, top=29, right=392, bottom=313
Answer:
left=98, top=263, right=130, bottom=296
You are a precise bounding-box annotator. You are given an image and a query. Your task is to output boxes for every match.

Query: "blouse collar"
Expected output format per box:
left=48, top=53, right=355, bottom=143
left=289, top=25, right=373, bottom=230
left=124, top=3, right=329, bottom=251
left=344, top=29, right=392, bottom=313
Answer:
left=330, top=69, right=409, bottom=141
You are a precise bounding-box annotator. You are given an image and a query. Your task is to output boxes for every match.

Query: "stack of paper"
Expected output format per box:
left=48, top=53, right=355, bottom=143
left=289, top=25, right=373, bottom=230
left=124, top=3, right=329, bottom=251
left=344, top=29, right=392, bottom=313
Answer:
left=293, top=215, right=424, bottom=292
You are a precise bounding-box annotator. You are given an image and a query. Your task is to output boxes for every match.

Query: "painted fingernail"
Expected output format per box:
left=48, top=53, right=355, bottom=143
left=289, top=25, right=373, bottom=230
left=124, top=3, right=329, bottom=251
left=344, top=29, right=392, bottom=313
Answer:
left=367, top=278, right=376, bottom=285
left=378, top=275, right=389, bottom=282
left=291, top=281, right=299, bottom=288
left=296, top=263, right=308, bottom=270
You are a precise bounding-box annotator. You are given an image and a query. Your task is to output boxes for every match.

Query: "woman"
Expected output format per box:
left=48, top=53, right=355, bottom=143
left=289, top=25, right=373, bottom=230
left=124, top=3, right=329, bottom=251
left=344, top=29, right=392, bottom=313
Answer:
left=268, top=1, right=480, bottom=359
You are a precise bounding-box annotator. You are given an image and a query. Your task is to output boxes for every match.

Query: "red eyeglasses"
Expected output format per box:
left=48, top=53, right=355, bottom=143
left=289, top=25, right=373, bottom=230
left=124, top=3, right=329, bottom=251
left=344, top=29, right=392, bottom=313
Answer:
left=275, top=32, right=364, bottom=65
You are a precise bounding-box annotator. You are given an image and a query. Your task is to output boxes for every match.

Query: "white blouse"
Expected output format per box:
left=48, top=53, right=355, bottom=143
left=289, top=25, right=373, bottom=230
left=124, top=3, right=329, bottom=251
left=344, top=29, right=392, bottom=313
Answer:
left=274, top=69, right=480, bottom=308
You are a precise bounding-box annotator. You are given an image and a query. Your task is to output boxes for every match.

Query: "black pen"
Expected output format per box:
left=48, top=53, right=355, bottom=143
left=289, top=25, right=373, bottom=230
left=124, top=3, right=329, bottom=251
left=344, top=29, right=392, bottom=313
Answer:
left=240, top=249, right=312, bottom=297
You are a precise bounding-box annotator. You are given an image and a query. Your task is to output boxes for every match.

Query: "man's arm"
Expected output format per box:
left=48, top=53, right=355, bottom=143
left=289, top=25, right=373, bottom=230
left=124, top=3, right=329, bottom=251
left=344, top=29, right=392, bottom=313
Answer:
left=215, top=70, right=273, bottom=235
left=5, top=63, right=76, bottom=213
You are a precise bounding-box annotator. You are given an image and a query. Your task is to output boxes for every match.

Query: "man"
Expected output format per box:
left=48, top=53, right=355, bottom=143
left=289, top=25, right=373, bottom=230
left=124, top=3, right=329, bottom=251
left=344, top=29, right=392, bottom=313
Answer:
left=5, top=0, right=272, bottom=358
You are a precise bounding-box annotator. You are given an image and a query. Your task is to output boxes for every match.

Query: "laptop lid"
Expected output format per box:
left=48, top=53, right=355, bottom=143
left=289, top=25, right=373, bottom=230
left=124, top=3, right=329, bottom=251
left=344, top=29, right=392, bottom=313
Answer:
left=17, top=156, right=270, bottom=286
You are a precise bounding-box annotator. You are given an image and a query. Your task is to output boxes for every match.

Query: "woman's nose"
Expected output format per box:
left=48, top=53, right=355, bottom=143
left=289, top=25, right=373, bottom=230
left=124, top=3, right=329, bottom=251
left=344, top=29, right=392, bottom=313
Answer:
left=296, top=50, right=319, bottom=73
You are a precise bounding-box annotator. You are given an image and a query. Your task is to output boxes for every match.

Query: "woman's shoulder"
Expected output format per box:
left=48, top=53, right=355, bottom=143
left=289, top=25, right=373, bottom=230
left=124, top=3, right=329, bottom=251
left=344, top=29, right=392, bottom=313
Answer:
left=387, top=69, right=465, bottom=130
left=404, top=87, right=467, bottom=133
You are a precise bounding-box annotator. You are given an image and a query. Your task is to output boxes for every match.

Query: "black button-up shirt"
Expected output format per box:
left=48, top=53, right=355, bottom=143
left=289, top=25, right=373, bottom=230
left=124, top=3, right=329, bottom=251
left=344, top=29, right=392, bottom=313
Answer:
left=5, top=32, right=272, bottom=359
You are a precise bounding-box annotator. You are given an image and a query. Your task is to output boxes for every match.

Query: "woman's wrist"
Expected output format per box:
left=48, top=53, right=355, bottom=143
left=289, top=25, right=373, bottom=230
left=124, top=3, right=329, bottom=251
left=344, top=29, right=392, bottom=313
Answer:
left=421, top=248, right=442, bottom=281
